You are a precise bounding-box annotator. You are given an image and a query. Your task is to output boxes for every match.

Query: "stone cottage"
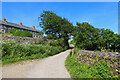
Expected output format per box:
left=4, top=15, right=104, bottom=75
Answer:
left=0, top=18, right=43, bottom=38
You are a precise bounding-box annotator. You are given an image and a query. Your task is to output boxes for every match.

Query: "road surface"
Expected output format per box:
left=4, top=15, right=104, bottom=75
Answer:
left=2, top=49, right=71, bottom=78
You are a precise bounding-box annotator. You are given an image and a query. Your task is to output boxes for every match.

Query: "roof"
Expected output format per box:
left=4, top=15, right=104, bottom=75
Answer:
left=0, top=20, right=40, bottom=32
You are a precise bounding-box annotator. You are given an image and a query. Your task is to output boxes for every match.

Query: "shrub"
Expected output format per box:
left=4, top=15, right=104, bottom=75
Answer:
left=48, top=41, right=58, bottom=46
left=10, top=28, right=18, bottom=34
left=95, top=60, right=114, bottom=78
left=13, top=30, right=22, bottom=36
left=70, top=50, right=72, bottom=57
left=2, top=42, right=67, bottom=64
left=37, top=40, right=46, bottom=45
left=13, top=30, right=32, bottom=37
left=48, top=39, right=64, bottom=47
left=20, top=31, right=32, bottom=37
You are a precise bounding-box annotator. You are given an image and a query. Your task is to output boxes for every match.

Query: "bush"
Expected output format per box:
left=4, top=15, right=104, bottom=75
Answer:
left=48, top=39, right=64, bottom=47
left=37, top=40, right=46, bottom=45
left=10, top=28, right=18, bottom=34
left=95, top=60, right=114, bottom=78
left=13, top=30, right=32, bottom=37
left=13, top=30, right=22, bottom=36
left=20, top=31, right=32, bottom=37
left=2, top=42, right=67, bottom=64
left=48, top=41, right=58, bottom=46
left=10, top=29, right=32, bottom=37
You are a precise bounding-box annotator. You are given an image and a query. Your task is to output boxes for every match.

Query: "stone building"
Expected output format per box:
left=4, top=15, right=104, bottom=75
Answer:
left=0, top=18, right=43, bottom=38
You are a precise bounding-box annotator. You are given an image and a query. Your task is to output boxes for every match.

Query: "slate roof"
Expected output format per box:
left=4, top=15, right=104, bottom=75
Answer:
left=0, top=20, right=40, bottom=32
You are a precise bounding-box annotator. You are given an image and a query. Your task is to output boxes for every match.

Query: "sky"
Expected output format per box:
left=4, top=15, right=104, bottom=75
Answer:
left=2, top=2, right=118, bottom=34
left=1, top=0, right=120, bottom=2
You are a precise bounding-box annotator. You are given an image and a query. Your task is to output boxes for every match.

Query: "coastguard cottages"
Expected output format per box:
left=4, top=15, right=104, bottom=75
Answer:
left=0, top=18, right=43, bottom=38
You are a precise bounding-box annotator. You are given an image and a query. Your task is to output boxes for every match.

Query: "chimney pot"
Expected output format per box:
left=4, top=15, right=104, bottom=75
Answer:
left=19, top=22, right=22, bottom=25
left=3, top=18, right=6, bottom=21
left=32, top=25, right=35, bottom=29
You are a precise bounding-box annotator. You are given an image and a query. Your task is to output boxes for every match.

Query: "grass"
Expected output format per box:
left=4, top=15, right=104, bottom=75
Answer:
left=2, top=54, right=48, bottom=64
left=2, top=33, right=13, bottom=36
left=33, top=37, right=40, bottom=39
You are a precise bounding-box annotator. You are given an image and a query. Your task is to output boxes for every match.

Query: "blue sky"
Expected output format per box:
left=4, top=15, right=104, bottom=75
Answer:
left=1, top=0, right=120, bottom=2
left=2, top=2, right=118, bottom=34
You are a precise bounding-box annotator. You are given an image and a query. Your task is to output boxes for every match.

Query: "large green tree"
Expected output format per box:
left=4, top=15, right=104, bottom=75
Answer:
left=73, top=22, right=120, bottom=52
left=39, top=11, right=74, bottom=48
left=72, top=22, right=101, bottom=50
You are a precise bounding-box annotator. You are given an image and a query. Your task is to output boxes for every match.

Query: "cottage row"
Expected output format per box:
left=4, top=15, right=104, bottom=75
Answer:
left=0, top=18, right=43, bottom=38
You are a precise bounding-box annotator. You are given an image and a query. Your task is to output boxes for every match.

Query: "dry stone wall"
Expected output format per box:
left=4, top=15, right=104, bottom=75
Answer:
left=76, top=50, right=120, bottom=77
left=0, top=35, right=45, bottom=43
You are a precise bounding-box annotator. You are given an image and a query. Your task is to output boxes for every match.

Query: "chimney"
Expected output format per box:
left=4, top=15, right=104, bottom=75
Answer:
left=19, top=22, right=22, bottom=25
left=3, top=18, right=6, bottom=21
left=32, top=25, right=35, bottom=29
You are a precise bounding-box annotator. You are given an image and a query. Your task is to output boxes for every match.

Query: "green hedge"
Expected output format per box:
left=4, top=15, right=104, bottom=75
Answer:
left=10, top=28, right=18, bottom=34
left=10, top=29, right=32, bottom=37
left=20, top=31, right=32, bottom=37
left=2, top=42, right=67, bottom=64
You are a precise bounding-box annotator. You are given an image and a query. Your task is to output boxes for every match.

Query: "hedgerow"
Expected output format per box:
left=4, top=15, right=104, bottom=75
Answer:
left=2, top=41, right=67, bottom=64
left=10, top=29, right=32, bottom=37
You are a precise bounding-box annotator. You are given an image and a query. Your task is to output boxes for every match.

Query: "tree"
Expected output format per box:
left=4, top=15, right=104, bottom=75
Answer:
left=73, top=22, right=120, bottom=52
left=39, top=11, right=74, bottom=48
left=39, top=31, right=43, bottom=35
left=46, top=34, right=58, bottom=39
left=73, top=22, right=101, bottom=50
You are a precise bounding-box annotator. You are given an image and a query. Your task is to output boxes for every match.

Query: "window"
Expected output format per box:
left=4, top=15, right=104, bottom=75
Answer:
left=33, top=32, right=36, bottom=34
left=2, top=25, right=5, bottom=28
left=20, top=29, right=23, bottom=31
left=33, top=32, right=36, bottom=37
left=2, top=29, right=4, bottom=33
left=11, top=27, right=13, bottom=29
left=33, top=35, right=36, bottom=37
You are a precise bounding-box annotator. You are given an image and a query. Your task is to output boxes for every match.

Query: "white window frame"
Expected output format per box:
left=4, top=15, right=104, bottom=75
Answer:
left=2, top=25, right=5, bottom=28
left=19, top=29, right=23, bottom=31
left=11, top=27, right=14, bottom=29
left=1, top=29, right=5, bottom=33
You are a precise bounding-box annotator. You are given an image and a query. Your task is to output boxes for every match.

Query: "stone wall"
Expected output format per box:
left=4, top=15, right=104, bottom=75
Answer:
left=0, top=35, right=45, bottom=43
left=76, top=50, right=120, bottom=76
